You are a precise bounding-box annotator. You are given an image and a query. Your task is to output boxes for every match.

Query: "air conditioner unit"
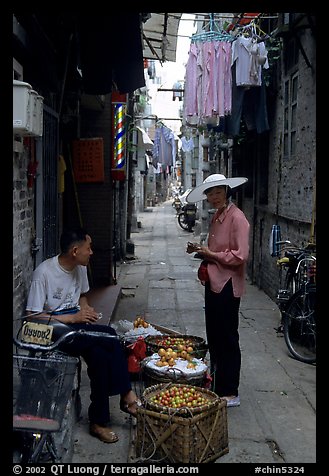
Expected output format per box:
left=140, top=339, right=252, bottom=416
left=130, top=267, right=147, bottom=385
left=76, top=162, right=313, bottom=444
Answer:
left=13, top=80, right=44, bottom=136
left=13, top=80, right=32, bottom=134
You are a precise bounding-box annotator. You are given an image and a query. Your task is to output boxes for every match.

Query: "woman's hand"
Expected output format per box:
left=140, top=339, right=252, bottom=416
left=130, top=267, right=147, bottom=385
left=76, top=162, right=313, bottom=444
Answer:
left=186, top=241, right=201, bottom=254
left=197, top=246, right=214, bottom=261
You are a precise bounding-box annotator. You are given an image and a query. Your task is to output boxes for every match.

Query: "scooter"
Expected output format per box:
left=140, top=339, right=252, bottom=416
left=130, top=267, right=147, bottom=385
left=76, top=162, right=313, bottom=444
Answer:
left=172, top=189, right=192, bottom=215
left=13, top=315, right=119, bottom=463
left=177, top=203, right=197, bottom=232
left=172, top=196, right=182, bottom=213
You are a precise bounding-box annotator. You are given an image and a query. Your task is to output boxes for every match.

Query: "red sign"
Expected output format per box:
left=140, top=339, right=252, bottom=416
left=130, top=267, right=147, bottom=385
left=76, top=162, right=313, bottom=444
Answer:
left=72, top=138, right=104, bottom=183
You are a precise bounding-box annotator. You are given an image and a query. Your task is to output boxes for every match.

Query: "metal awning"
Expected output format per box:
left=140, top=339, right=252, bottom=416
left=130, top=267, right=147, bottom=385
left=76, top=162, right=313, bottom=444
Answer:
left=142, top=13, right=182, bottom=63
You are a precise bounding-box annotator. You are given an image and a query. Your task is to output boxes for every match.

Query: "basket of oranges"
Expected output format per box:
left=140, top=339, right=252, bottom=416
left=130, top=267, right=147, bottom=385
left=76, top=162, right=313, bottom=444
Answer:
left=141, top=345, right=208, bottom=387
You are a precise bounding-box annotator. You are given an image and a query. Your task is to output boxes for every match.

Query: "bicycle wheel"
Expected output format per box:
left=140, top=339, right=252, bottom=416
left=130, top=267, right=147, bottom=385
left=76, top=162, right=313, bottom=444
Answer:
left=178, top=212, right=189, bottom=230
left=283, top=286, right=316, bottom=364
left=13, top=431, right=49, bottom=463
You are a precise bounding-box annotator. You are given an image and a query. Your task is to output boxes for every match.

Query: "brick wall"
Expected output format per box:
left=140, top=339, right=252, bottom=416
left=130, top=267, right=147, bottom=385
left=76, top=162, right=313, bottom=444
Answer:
left=250, top=28, right=316, bottom=300
left=13, top=139, right=35, bottom=326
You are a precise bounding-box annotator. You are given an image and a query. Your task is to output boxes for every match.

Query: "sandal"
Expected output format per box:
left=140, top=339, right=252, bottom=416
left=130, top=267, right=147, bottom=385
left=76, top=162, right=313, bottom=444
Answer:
left=120, top=398, right=142, bottom=417
left=222, top=396, right=240, bottom=407
left=89, top=423, right=119, bottom=443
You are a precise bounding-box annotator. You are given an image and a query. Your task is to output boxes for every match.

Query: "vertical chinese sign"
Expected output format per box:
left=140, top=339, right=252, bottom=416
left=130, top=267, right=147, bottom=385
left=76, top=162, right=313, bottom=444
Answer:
left=111, top=92, right=128, bottom=181
left=72, top=138, right=104, bottom=183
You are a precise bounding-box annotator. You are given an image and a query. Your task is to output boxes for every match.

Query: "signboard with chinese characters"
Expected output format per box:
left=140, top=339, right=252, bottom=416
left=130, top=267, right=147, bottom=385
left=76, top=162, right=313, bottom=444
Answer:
left=72, top=138, right=104, bottom=183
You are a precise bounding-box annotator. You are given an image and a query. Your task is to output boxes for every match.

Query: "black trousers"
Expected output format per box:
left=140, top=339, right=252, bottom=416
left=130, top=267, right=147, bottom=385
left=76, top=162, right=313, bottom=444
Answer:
left=204, top=279, right=241, bottom=397
left=59, top=323, right=132, bottom=425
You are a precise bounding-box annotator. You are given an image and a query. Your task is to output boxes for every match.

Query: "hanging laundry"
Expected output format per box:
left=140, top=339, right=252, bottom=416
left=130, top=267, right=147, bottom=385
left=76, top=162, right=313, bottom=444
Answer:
left=172, top=81, right=183, bottom=101
left=181, top=136, right=194, bottom=153
left=183, top=40, right=233, bottom=125
left=152, top=123, right=176, bottom=168
left=231, top=36, right=269, bottom=87
left=183, top=16, right=234, bottom=127
left=226, top=62, right=269, bottom=136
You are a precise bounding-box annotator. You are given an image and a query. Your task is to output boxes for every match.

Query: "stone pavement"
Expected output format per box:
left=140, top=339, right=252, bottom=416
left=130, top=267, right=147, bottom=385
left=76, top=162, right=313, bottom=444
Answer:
left=72, top=201, right=316, bottom=465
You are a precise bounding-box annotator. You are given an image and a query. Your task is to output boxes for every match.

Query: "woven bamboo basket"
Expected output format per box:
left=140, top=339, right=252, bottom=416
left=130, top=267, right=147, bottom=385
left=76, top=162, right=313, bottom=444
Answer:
left=135, top=383, right=229, bottom=463
left=145, top=334, right=208, bottom=359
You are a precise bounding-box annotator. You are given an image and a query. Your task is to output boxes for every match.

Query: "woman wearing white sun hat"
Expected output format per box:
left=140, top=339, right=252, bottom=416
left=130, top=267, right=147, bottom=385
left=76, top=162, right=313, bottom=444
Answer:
left=186, top=174, right=250, bottom=407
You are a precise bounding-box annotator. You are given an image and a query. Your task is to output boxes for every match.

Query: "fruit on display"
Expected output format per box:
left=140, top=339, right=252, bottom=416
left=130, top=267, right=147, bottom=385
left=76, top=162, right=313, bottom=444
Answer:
left=150, top=336, right=198, bottom=359
left=149, top=385, right=210, bottom=408
left=133, top=316, right=149, bottom=328
left=154, top=346, right=198, bottom=368
left=153, top=336, right=195, bottom=349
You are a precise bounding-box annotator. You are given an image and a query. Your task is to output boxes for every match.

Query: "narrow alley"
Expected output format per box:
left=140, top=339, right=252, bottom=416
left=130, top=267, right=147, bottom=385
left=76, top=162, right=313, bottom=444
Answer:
left=72, top=201, right=316, bottom=465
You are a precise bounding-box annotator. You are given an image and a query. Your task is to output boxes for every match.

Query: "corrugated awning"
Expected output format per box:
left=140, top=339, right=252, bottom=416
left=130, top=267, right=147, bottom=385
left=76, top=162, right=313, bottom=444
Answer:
left=142, top=13, right=182, bottom=63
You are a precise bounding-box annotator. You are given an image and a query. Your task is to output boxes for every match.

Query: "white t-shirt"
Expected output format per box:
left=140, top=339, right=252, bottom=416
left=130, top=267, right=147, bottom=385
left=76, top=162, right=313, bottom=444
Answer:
left=26, top=255, right=90, bottom=313
left=232, top=36, right=269, bottom=87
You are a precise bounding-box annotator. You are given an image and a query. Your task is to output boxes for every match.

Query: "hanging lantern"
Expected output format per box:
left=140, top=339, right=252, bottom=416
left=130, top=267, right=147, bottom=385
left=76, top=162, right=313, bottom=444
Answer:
left=111, top=92, right=128, bottom=181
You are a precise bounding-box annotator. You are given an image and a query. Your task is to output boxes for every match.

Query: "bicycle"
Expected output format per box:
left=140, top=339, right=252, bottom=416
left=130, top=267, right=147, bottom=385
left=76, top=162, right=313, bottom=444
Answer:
left=274, top=241, right=316, bottom=364
left=275, top=241, right=313, bottom=309
left=13, top=315, right=119, bottom=463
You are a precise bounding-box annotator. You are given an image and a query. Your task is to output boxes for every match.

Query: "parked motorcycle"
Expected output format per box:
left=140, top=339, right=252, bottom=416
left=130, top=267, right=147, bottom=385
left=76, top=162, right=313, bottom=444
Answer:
left=172, top=196, right=182, bottom=213
left=177, top=203, right=197, bottom=232
left=172, top=188, right=192, bottom=215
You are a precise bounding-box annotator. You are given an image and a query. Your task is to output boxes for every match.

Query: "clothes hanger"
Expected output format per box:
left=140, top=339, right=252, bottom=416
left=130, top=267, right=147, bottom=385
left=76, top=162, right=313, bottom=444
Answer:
left=191, top=13, right=234, bottom=43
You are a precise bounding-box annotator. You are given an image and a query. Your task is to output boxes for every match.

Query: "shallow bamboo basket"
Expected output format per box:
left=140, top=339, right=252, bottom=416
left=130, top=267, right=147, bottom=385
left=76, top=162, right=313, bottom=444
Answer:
left=141, top=358, right=207, bottom=388
left=145, top=334, right=208, bottom=359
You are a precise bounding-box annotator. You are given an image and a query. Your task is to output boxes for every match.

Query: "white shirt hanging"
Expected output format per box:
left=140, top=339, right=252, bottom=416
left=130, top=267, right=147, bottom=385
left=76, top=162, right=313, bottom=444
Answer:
left=231, top=36, right=269, bottom=87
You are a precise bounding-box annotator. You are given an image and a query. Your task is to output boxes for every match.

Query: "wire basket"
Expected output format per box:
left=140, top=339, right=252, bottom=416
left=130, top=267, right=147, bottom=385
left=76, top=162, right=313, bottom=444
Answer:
left=13, top=353, right=79, bottom=432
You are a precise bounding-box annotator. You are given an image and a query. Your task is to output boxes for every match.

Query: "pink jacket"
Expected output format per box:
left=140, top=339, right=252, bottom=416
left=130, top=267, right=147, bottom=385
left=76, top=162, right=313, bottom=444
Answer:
left=207, top=203, right=250, bottom=297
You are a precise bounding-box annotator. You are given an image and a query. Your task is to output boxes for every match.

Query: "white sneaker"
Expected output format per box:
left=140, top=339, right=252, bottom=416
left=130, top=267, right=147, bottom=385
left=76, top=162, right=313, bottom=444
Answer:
left=222, top=396, right=240, bottom=407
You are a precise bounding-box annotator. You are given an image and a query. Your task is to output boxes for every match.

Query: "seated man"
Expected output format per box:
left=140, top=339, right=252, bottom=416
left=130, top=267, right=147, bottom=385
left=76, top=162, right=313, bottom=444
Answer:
left=25, top=227, right=140, bottom=444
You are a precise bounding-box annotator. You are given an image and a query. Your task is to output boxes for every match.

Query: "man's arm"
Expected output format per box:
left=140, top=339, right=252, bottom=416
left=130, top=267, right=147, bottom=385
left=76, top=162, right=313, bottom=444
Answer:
left=26, top=294, right=99, bottom=325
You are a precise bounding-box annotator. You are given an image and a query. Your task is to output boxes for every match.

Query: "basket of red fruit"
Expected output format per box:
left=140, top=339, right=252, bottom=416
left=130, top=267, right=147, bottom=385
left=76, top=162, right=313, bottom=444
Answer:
left=145, top=334, right=208, bottom=359
left=136, top=383, right=229, bottom=463
left=142, top=382, right=219, bottom=416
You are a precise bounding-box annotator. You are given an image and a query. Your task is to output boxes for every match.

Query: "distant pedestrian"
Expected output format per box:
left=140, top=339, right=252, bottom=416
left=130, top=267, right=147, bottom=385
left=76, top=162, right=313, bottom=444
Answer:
left=186, top=174, right=250, bottom=407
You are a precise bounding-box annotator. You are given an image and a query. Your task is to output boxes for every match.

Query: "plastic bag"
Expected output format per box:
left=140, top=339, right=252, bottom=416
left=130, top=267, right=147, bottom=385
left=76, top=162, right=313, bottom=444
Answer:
left=126, top=336, right=147, bottom=373
left=197, top=260, right=209, bottom=282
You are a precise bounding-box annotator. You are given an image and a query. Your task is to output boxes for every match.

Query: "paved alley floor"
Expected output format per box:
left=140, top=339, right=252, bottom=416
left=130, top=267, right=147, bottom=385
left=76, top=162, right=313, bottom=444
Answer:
left=72, top=201, right=316, bottom=466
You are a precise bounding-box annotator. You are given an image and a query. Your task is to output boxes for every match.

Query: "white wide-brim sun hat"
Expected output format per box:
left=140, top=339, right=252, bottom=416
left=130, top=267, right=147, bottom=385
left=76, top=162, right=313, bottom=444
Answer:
left=186, top=174, right=248, bottom=203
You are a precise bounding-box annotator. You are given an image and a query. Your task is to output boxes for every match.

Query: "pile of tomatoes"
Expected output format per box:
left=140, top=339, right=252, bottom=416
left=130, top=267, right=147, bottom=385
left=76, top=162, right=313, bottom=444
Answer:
left=149, top=385, right=210, bottom=409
